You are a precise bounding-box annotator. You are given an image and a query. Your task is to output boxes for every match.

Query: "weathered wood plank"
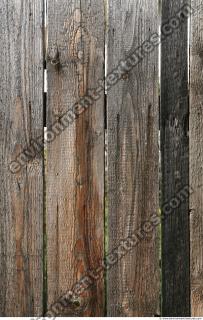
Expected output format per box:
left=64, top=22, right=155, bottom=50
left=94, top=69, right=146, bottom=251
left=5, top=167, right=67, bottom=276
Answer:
left=0, top=0, right=44, bottom=316
left=46, top=0, right=105, bottom=316
left=190, top=0, right=203, bottom=316
left=107, top=0, right=160, bottom=316
left=161, top=0, right=190, bottom=316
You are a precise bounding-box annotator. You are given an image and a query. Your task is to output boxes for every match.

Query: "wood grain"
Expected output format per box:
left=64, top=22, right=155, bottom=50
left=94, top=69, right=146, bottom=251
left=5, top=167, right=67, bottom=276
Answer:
left=161, top=0, right=190, bottom=316
left=0, top=0, right=44, bottom=316
left=107, top=0, right=160, bottom=316
left=190, top=0, right=203, bottom=316
left=46, top=0, right=105, bottom=316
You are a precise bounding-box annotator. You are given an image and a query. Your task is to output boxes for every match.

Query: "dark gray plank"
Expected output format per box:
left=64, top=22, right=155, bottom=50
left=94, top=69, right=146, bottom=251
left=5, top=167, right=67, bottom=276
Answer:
left=0, top=0, right=44, bottom=316
left=161, top=0, right=190, bottom=316
left=46, top=0, right=105, bottom=316
left=190, top=0, right=203, bottom=316
left=107, top=0, right=160, bottom=316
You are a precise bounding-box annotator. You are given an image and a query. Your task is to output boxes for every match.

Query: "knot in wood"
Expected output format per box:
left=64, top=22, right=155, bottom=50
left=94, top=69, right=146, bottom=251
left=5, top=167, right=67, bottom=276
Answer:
left=48, top=43, right=60, bottom=65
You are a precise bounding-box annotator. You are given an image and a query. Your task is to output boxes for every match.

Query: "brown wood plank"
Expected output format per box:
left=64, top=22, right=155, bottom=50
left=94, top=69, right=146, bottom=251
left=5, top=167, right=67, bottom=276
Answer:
left=0, top=0, right=44, bottom=316
left=190, top=0, right=203, bottom=316
left=107, top=0, right=160, bottom=316
left=46, top=0, right=105, bottom=316
left=161, top=0, right=190, bottom=316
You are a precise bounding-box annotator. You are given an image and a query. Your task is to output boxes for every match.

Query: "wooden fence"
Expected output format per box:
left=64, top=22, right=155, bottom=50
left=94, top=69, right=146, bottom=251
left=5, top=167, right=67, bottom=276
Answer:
left=0, top=0, right=202, bottom=317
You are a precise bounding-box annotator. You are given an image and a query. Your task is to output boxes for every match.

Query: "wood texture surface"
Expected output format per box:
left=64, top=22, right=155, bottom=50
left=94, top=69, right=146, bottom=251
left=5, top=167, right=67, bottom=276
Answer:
left=46, top=0, right=105, bottom=316
left=190, top=0, right=203, bottom=316
left=0, top=0, right=44, bottom=316
left=107, top=0, right=160, bottom=316
left=161, top=0, right=190, bottom=316
left=1, top=0, right=203, bottom=316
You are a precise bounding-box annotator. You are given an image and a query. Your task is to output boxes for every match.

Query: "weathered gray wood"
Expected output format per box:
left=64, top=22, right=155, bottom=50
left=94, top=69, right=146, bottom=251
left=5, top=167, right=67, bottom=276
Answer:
left=46, top=0, right=105, bottom=316
left=190, top=0, right=203, bottom=316
left=107, top=0, right=160, bottom=316
left=161, top=0, right=190, bottom=316
left=0, top=0, right=44, bottom=316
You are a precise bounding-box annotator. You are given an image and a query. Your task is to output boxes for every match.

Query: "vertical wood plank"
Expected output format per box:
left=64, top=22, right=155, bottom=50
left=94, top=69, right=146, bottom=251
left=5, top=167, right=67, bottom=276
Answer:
left=190, top=0, right=203, bottom=316
left=46, top=0, right=105, bottom=316
left=0, top=0, right=44, bottom=316
left=107, top=0, right=160, bottom=316
left=161, top=0, right=190, bottom=316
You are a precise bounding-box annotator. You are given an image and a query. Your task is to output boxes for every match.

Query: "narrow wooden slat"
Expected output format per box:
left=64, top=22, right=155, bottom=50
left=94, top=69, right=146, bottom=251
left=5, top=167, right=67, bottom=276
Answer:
left=107, top=0, right=160, bottom=316
left=190, top=0, right=203, bottom=316
left=46, top=0, right=105, bottom=316
left=161, top=0, right=190, bottom=316
left=0, top=0, right=44, bottom=316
